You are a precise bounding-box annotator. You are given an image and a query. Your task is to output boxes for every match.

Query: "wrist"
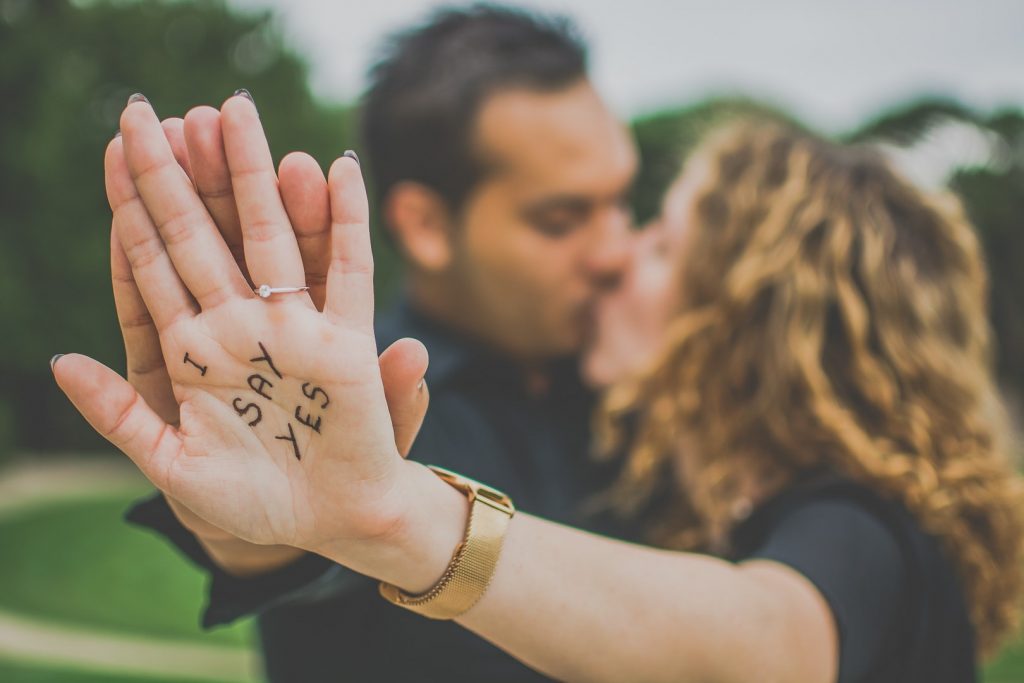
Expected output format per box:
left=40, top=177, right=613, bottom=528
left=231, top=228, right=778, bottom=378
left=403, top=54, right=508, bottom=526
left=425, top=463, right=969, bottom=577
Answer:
left=314, top=459, right=470, bottom=592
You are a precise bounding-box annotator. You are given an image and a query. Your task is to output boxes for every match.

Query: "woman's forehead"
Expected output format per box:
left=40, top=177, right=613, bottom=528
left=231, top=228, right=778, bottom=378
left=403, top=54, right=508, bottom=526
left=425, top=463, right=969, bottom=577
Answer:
left=661, top=154, right=712, bottom=238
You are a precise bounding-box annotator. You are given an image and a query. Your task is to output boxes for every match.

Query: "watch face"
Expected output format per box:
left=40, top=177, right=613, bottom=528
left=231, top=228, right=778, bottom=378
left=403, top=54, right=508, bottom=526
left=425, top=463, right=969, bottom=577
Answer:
left=475, top=486, right=515, bottom=515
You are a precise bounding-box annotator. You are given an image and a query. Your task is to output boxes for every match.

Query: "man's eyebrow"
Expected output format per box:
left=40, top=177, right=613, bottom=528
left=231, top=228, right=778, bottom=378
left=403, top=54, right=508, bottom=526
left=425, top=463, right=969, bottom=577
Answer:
left=521, top=196, right=593, bottom=215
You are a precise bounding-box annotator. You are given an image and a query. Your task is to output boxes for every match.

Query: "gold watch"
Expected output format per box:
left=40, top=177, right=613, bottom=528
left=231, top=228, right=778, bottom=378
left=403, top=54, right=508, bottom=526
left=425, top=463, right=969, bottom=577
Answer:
left=378, top=465, right=515, bottom=620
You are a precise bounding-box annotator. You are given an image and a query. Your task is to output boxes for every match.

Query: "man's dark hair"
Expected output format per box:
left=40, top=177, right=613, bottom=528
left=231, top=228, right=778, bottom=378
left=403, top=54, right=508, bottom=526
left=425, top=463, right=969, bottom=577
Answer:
left=360, top=4, right=588, bottom=215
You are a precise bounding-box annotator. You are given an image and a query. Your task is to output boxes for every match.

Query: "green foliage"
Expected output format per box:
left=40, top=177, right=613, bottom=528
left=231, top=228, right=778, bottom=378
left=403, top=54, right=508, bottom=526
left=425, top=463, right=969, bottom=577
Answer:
left=845, top=97, right=981, bottom=143
left=1, top=1, right=1020, bottom=452
left=0, top=0, right=403, bottom=452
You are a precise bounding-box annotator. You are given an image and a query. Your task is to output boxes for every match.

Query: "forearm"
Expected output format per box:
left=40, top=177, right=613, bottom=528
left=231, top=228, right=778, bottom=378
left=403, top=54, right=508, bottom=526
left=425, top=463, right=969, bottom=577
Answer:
left=320, top=463, right=830, bottom=683
left=456, top=514, right=798, bottom=683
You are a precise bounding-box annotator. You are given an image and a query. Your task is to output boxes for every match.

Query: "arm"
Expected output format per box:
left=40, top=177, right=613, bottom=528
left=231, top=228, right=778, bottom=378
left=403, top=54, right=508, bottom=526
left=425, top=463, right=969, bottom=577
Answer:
left=319, top=465, right=839, bottom=683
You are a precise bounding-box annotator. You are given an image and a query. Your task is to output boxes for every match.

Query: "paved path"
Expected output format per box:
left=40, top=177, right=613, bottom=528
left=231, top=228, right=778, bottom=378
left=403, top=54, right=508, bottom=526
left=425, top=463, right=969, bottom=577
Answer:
left=0, top=456, right=260, bottom=681
left=0, top=611, right=258, bottom=681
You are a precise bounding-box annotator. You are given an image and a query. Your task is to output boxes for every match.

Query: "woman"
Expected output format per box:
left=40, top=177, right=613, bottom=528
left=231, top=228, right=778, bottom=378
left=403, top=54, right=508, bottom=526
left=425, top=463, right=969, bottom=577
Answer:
left=583, top=121, right=1024, bottom=680
left=55, top=98, right=1022, bottom=682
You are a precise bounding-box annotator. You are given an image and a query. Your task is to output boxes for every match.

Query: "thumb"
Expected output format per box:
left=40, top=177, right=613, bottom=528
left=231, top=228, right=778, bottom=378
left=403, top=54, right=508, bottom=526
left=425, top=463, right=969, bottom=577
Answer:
left=51, top=353, right=180, bottom=490
left=378, top=338, right=429, bottom=457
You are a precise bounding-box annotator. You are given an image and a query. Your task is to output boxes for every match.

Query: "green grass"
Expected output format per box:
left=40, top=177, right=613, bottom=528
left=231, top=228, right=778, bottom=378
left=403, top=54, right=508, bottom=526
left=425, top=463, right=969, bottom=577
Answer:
left=0, top=493, right=254, bottom=647
left=984, top=637, right=1024, bottom=683
left=0, top=658, right=235, bottom=683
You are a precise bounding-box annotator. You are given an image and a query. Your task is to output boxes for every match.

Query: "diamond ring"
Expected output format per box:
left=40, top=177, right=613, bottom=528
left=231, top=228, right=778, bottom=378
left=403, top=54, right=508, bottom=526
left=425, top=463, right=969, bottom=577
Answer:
left=254, top=284, right=310, bottom=298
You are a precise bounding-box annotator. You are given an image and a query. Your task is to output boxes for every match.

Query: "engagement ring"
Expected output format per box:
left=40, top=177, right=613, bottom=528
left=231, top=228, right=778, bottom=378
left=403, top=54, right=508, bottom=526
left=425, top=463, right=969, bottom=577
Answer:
left=255, top=284, right=310, bottom=298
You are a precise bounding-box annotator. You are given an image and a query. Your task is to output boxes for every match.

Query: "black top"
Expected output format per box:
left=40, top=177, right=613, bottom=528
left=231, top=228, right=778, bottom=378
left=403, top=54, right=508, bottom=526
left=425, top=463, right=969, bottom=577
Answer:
left=731, top=473, right=976, bottom=683
left=126, top=304, right=976, bottom=683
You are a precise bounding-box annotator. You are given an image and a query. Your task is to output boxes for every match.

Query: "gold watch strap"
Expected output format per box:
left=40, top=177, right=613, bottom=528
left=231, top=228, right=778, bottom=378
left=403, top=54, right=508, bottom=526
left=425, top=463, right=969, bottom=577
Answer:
left=378, top=465, right=515, bottom=620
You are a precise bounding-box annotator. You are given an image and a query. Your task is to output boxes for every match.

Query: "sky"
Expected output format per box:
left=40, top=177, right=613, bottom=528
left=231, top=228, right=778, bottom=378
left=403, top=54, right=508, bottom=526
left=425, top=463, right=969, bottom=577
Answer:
left=226, top=0, right=1024, bottom=133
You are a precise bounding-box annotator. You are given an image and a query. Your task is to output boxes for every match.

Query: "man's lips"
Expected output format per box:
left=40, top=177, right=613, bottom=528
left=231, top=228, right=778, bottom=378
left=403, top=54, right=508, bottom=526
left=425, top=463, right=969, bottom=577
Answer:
left=570, top=298, right=599, bottom=337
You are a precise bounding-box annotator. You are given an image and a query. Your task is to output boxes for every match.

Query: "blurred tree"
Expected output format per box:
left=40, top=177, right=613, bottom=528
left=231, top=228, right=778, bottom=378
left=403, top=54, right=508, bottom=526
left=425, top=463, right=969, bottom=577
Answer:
left=2, top=1, right=1019, bottom=456
left=0, top=0, right=403, bottom=455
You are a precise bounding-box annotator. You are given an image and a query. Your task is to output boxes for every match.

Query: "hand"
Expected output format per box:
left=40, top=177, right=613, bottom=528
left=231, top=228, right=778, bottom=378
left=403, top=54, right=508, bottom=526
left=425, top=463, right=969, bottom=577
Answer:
left=56, top=94, right=427, bottom=570
left=110, top=101, right=429, bottom=575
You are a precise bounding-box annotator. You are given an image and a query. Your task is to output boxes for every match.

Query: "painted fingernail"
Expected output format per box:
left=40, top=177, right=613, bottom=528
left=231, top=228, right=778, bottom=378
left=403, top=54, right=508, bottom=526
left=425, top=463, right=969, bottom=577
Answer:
left=233, top=88, right=255, bottom=104
left=127, top=93, right=149, bottom=106
left=50, top=354, right=64, bottom=371
left=343, top=150, right=360, bottom=166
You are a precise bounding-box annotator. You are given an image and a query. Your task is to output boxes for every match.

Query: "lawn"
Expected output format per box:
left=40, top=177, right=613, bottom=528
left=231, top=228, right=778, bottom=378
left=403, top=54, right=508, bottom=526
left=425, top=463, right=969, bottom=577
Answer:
left=984, top=639, right=1024, bottom=683
left=0, top=492, right=253, bottom=647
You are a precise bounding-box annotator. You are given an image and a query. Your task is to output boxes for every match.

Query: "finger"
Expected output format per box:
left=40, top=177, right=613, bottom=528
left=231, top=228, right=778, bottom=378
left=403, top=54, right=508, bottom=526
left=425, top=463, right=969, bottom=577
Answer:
left=183, top=105, right=249, bottom=282
left=324, top=153, right=374, bottom=329
left=51, top=353, right=180, bottom=491
left=379, top=338, right=429, bottom=457
left=110, top=228, right=180, bottom=426
left=120, top=98, right=251, bottom=309
left=161, top=117, right=193, bottom=183
left=279, top=152, right=330, bottom=310
left=219, top=94, right=308, bottom=299
left=105, top=135, right=198, bottom=332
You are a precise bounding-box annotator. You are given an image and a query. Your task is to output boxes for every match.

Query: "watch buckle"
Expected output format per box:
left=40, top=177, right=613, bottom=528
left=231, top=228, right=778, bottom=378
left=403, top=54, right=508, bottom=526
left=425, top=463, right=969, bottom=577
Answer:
left=427, top=465, right=515, bottom=516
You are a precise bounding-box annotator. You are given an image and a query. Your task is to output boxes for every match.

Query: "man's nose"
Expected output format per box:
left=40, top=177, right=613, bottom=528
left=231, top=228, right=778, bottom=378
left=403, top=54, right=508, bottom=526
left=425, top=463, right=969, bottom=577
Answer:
left=584, top=210, right=632, bottom=288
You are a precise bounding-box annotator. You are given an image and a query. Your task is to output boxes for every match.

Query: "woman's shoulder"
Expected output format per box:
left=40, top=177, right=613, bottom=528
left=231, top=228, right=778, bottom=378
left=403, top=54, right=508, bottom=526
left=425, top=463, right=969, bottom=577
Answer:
left=731, top=469, right=976, bottom=683
left=731, top=470, right=960, bottom=623
left=733, top=470, right=921, bottom=555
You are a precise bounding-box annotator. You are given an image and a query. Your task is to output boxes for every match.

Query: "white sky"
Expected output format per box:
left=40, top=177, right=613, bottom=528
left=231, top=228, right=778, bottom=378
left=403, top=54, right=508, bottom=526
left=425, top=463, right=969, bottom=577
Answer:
left=228, top=0, right=1024, bottom=132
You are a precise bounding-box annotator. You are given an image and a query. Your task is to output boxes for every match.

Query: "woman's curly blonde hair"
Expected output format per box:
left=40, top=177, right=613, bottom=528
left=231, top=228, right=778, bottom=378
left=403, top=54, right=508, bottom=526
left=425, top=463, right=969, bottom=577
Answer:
left=596, top=120, right=1024, bottom=656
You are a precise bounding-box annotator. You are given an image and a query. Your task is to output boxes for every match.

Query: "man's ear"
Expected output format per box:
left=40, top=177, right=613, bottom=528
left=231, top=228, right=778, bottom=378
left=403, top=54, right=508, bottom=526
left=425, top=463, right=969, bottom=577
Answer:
left=383, top=182, right=456, bottom=272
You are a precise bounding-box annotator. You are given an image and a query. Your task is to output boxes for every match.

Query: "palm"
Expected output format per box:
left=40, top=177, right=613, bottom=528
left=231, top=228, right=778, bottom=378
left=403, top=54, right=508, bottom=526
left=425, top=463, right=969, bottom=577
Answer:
left=158, top=300, right=397, bottom=547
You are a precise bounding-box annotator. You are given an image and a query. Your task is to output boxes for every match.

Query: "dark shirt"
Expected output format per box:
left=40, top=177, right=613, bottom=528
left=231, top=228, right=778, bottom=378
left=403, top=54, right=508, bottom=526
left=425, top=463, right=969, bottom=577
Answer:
left=127, top=301, right=621, bottom=682
left=731, top=473, right=976, bottom=683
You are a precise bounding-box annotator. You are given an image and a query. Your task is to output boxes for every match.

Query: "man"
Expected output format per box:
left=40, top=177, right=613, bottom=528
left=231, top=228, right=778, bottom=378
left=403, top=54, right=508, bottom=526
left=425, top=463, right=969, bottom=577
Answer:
left=123, top=5, right=637, bottom=681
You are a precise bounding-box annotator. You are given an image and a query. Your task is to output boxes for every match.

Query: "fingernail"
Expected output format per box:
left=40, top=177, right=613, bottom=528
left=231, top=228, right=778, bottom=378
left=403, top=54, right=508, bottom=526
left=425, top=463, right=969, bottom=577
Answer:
left=343, top=150, right=360, bottom=167
left=234, top=88, right=255, bottom=104
left=114, top=130, right=121, bottom=138
left=417, top=378, right=425, bottom=392
left=50, top=354, right=64, bottom=371
left=127, top=93, right=148, bottom=106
